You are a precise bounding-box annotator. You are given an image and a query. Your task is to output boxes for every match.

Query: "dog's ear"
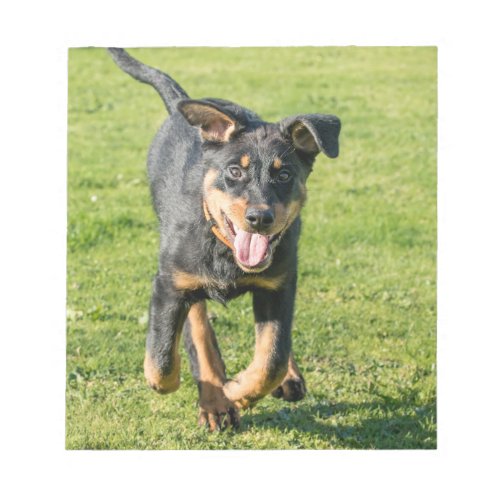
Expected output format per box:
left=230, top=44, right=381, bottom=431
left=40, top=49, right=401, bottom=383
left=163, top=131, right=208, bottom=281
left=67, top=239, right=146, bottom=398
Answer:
left=280, top=114, right=341, bottom=159
left=177, top=99, right=242, bottom=143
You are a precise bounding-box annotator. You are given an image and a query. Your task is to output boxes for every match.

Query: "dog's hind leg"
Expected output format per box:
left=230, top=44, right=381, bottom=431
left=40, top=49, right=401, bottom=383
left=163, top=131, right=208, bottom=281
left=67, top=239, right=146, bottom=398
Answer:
left=184, top=301, right=239, bottom=431
left=144, top=273, right=188, bottom=394
left=271, top=352, right=307, bottom=402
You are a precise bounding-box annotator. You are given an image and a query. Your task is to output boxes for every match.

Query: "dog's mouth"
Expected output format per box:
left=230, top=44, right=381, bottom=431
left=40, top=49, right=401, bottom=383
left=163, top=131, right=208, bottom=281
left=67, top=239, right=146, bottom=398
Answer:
left=223, top=214, right=282, bottom=272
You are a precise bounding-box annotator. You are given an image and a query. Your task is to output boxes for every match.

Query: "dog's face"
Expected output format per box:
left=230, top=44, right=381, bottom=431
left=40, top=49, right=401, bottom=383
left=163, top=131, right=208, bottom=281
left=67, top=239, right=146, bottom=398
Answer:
left=201, top=131, right=308, bottom=273
left=178, top=99, right=341, bottom=273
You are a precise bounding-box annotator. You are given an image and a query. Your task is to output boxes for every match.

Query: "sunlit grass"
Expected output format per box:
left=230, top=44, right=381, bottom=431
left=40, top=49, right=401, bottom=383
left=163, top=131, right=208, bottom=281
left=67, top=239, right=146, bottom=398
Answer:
left=66, top=46, right=436, bottom=449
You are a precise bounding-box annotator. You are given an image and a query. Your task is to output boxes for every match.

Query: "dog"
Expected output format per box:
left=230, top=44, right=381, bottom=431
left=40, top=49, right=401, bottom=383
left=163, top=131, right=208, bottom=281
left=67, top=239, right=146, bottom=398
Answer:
left=108, top=48, right=341, bottom=431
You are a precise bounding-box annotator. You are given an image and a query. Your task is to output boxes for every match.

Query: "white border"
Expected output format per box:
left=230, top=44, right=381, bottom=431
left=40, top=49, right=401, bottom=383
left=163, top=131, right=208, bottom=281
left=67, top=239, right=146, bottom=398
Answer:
left=2, top=0, right=499, bottom=498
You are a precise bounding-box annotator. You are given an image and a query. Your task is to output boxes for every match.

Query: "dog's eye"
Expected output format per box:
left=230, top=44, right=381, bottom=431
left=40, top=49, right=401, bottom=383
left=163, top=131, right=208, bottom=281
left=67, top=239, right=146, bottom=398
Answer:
left=277, top=170, right=291, bottom=183
left=228, top=166, right=243, bottom=179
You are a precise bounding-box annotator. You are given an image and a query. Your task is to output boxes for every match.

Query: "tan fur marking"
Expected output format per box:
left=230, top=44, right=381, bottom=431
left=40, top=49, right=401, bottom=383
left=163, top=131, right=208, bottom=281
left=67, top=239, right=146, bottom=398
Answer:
left=273, top=202, right=288, bottom=229
left=284, top=199, right=303, bottom=227
left=240, top=154, right=250, bottom=168
left=254, top=322, right=279, bottom=372
left=182, top=103, right=236, bottom=142
left=273, top=157, right=282, bottom=169
left=286, top=353, right=302, bottom=379
left=172, top=270, right=238, bottom=291
left=144, top=350, right=180, bottom=393
left=228, top=199, right=249, bottom=226
left=291, top=122, right=318, bottom=153
left=173, top=271, right=286, bottom=292
left=173, top=271, right=212, bottom=291
left=204, top=168, right=219, bottom=188
left=188, top=302, right=225, bottom=386
left=273, top=185, right=306, bottom=233
left=204, top=169, right=249, bottom=231
left=217, top=122, right=235, bottom=142
left=299, top=181, right=307, bottom=196
left=237, top=274, right=286, bottom=291
left=188, top=302, right=239, bottom=430
left=223, top=321, right=287, bottom=408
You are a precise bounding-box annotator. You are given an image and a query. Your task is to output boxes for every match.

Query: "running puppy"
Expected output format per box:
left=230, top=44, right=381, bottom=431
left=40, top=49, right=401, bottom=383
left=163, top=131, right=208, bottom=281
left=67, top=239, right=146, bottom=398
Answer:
left=108, top=48, right=341, bottom=431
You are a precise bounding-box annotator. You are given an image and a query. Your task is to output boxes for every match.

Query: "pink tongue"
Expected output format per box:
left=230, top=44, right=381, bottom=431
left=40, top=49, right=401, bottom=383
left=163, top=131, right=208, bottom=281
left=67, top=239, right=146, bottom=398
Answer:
left=234, top=229, right=269, bottom=267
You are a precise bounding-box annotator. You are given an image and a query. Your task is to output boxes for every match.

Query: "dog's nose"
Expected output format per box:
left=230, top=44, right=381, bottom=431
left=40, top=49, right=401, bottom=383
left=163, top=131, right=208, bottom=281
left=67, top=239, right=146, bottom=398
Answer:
left=245, top=207, right=275, bottom=231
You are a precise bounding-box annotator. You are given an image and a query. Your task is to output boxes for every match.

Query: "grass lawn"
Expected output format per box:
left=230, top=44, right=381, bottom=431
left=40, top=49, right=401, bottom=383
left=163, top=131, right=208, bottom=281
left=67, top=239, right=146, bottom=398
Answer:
left=66, top=46, right=436, bottom=449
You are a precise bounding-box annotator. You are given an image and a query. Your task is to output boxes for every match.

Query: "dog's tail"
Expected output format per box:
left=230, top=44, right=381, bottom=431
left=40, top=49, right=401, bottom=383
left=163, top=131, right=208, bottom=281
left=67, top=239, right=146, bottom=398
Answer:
left=108, top=48, right=189, bottom=114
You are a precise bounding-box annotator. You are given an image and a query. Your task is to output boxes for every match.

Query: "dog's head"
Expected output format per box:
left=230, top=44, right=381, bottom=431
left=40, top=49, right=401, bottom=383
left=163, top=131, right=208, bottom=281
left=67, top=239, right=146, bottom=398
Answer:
left=178, top=98, right=341, bottom=273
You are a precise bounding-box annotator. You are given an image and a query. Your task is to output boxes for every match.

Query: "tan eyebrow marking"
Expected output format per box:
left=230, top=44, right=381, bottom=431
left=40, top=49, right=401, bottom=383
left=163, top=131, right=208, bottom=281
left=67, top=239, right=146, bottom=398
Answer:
left=240, top=154, right=250, bottom=168
left=272, top=157, right=282, bottom=169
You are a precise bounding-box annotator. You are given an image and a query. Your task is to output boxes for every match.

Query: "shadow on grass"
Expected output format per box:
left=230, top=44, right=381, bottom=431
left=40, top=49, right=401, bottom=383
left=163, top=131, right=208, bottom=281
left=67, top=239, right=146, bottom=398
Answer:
left=244, top=391, right=436, bottom=449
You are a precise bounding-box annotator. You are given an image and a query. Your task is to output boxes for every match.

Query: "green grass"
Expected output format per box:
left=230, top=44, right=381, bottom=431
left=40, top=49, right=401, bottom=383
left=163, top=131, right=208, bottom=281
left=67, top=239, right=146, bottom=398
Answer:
left=66, top=47, right=436, bottom=449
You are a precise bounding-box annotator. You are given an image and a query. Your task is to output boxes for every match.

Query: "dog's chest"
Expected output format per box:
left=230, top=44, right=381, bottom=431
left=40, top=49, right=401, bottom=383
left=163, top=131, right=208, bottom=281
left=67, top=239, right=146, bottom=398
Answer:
left=172, top=268, right=286, bottom=303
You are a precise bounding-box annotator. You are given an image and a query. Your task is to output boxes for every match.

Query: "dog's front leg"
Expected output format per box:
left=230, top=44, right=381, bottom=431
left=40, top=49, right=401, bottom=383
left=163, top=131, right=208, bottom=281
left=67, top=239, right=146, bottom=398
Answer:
left=143, top=273, right=188, bottom=394
left=223, top=283, right=295, bottom=409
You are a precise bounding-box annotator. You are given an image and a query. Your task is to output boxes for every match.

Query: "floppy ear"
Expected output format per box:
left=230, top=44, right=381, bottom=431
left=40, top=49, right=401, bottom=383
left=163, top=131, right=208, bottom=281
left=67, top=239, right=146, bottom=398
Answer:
left=280, top=114, right=341, bottom=158
left=177, top=99, right=242, bottom=143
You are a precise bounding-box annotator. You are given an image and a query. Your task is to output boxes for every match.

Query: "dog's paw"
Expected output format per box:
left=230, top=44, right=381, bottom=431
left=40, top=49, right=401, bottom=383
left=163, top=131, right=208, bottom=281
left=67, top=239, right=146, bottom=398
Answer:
left=222, top=379, right=261, bottom=410
left=198, top=406, right=240, bottom=432
left=222, top=379, right=244, bottom=409
left=198, top=383, right=240, bottom=431
left=144, top=352, right=180, bottom=394
left=272, top=375, right=306, bottom=402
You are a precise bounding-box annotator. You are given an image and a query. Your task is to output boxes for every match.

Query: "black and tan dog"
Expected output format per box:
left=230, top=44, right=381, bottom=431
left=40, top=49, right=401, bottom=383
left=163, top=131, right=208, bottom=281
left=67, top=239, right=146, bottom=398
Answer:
left=108, top=48, right=341, bottom=431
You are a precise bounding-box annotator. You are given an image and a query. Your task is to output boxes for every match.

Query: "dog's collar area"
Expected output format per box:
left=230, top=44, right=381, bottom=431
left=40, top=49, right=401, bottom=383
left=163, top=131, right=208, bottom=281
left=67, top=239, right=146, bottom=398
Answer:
left=203, top=201, right=235, bottom=251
